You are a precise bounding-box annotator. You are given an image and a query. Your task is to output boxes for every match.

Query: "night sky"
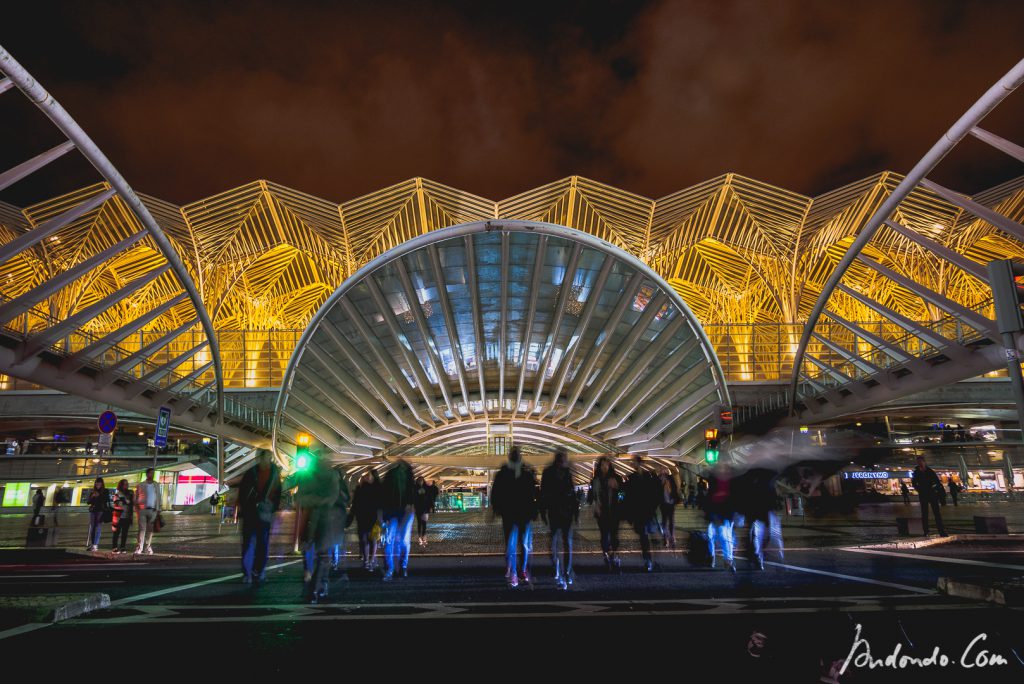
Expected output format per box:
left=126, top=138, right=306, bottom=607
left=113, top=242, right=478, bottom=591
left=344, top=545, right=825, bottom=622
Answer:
left=1, top=0, right=1023, bottom=207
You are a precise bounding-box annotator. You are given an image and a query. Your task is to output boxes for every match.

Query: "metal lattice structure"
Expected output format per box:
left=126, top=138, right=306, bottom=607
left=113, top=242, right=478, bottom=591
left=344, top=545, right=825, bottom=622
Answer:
left=275, top=222, right=729, bottom=463
left=791, top=57, right=1024, bottom=422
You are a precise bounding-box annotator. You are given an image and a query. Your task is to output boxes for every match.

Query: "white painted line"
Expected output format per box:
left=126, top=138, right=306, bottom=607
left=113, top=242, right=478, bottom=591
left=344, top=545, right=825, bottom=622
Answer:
left=0, top=580, right=124, bottom=585
left=764, top=561, right=935, bottom=595
left=841, top=547, right=1024, bottom=571
left=109, top=558, right=303, bottom=607
left=0, top=575, right=67, bottom=578
left=0, top=622, right=50, bottom=641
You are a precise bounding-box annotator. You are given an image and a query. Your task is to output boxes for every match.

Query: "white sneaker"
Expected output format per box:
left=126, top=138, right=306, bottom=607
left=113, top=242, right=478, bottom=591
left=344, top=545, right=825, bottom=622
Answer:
left=144, top=547, right=154, bottom=555
left=133, top=547, right=143, bottom=555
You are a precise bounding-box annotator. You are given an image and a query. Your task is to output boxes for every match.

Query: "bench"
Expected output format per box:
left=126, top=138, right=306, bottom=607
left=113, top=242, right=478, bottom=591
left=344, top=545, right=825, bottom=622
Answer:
left=896, top=517, right=924, bottom=536
left=973, top=516, right=1009, bottom=534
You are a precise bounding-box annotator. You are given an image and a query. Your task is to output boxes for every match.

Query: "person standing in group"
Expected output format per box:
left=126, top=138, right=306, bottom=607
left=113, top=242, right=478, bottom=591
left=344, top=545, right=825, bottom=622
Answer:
left=380, top=460, right=416, bottom=581
left=209, top=491, right=220, bottom=515
left=900, top=481, right=911, bottom=505
left=85, top=478, right=110, bottom=552
left=624, top=455, right=661, bottom=572
left=414, top=476, right=435, bottom=547
left=134, top=469, right=162, bottom=555
left=32, top=488, right=44, bottom=521
left=238, top=449, right=282, bottom=586
left=540, top=449, right=578, bottom=590
left=658, top=469, right=680, bottom=548
left=490, top=447, right=538, bottom=588
left=948, top=478, right=960, bottom=507
left=110, top=479, right=134, bottom=554
left=350, top=470, right=383, bottom=571
left=911, top=456, right=947, bottom=536
left=704, top=462, right=737, bottom=572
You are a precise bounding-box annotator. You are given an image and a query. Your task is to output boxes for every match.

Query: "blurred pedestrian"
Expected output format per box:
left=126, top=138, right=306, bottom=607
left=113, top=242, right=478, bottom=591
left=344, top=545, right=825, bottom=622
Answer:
left=588, top=456, right=622, bottom=572
left=85, top=477, right=109, bottom=552
left=134, top=468, right=162, bottom=555
left=111, top=479, right=134, bottom=553
left=738, top=468, right=779, bottom=570
left=625, top=455, right=661, bottom=572
left=32, top=488, right=44, bottom=521
left=658, top=469, right=680, bottom=548
left=381, top=460, right=416, bottom=581
left=238, top=449, right=282, bottom=585
left=414, top=476, right=434, bottom=546
left=948, top=479, right=960, bottom=507
left=704, top=462, right=736, bottom=572
left=491, top=446, right=538, bottom=588
left=284, top=449, right=340, bottom=602
left=900, top=481, right=911, bottom=505
left=911, top=456, right=947, bottom=536
left=51, top=485, right=64, bottom=526
left=540, top=448, right=578, bottom=589
left=350, top=470, right=383, bottom=570
left=209, top=491, right=220, bottom=515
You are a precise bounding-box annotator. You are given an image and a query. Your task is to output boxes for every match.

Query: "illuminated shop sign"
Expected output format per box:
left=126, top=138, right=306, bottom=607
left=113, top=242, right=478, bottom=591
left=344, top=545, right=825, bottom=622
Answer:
left=842, top=470, right=912, bottom=480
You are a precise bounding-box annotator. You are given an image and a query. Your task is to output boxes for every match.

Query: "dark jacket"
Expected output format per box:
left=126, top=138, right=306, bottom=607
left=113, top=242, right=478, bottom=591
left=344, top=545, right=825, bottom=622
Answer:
left=112, top=489, right=134, bottom=523
left=87, top=487, right=110, bottom=513
left=911, top=466, right=943, bottom=501
left=588, top=472, right=623, bottom=520
left=491, top=463, right=538, bottom=523
left=350, top=480, right=382, bottom=531
left=540, top=464, right=578, bottom=525
left=734, top=468, right=778, bottom=519
left=414, top=483, right=437, bottom=516
left=238, top=462, right=282, bottom=522
left=624, top=469, right=661, bottom=524
left=659, top=475, right=680, bottom=508
left=703, top=471, right=735, bottom=519
left=381, top=461, right=416, bottom=519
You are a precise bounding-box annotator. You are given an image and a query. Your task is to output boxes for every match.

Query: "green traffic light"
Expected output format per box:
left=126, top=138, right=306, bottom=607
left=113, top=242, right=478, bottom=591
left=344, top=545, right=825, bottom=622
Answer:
left=296, top=452, right=309, bottom=470
left=705, top=448, right=719, bottom=464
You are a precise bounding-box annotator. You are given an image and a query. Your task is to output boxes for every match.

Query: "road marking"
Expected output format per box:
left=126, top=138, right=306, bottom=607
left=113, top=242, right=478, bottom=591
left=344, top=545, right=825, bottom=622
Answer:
left=0, top=622, right=50, bottom=641
left=0, top=574, right=67, bottom=578
left=764, top=561, right=935, bottom=594
left=0, top=580, right=124, bottom=584
left=109, top=558, right=304, bottom=607
left=840, top=547, right=1024, bottom=570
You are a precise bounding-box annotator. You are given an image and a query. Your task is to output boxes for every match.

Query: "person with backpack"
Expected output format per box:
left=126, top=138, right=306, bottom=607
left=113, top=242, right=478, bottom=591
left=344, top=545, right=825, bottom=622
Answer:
left=490, top=447, right=538, bottom=588
left=110, top=479, right=134, bottom=554
left=540, top=448, right=579, bottom=589
left=238, top=449, right=282, bottom=585
left=85, top=477, right=110, bottom=552
left=209, top=491, right=220, bottom=515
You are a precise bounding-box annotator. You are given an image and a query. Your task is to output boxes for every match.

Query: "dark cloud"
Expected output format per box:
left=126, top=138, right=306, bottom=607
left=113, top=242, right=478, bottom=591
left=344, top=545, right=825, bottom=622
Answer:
left=1, top=0, right=1022, bottom=205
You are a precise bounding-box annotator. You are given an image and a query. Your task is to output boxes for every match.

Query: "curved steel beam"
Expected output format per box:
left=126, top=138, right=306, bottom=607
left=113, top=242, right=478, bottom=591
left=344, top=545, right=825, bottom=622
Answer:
left=789, top=58, right=1024, bottom=411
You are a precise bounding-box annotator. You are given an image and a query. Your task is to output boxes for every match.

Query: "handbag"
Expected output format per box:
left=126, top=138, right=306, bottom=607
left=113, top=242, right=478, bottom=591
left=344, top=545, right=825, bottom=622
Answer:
left=256, top=500, right=274, bottom=524
left=153, top=513, right=165, bottom=533
left=102, top=509, right=113, bottom=523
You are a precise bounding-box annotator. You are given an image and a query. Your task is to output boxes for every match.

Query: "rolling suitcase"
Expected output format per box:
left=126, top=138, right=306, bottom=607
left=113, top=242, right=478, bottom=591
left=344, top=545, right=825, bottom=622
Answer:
left=687, top=529, right=711, bottom=567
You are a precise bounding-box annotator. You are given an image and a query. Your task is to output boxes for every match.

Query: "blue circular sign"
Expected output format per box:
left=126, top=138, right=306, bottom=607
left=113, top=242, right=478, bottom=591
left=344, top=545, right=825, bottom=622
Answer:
left=98, top=410, right=118, bottom=434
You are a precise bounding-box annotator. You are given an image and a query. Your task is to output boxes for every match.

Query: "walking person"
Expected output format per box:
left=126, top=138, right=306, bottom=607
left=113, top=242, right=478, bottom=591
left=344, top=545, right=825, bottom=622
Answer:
left=238, top=449, right=282, bottom=585
left=911, top=456, right=947, bottom=536
left=588, top=456, right=623, bottom=572
left=51, top=485, right=64, bottom=526
left=624, top=455, right=661, bottom=572
left=738, top=468, right=779, bottom=570
left=110, top=479, right=134, bottom=553
left=381, top=459, right=416, bottom=581
left=134, top=468, right=162, bottom=555
left=948, top=479, right=960, bottom=507
left=900, top=481, right=911, bottom=505
left=540, top=449, right=579, bottom=590
left=209, top=491, right=220, bottom=515
left=350, top=470, right=383, bottom=571
left=31, top=488, right=44, bottom=521
left=704, top=462, right=737, bottom=572
left=414, top=476, right=434, bottom=546
left=284, top=448, right=341, bottom=602
left=658, top=469, right=680, bottom=548
left=490, top=446, right=538, bottom=588
left=85, top=478, right=110, bottom=552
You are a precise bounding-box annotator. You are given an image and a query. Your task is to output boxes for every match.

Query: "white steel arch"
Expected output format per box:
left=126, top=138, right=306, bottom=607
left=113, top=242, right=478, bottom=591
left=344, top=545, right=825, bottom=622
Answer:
left=789, top=57, right=1024, bottom=422
left=275, top=221, right=730, bottom=462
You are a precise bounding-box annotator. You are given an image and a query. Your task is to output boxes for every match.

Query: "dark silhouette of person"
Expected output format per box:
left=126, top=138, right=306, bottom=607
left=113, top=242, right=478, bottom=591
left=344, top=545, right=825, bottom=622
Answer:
left=238, top=449, right=282, bottom=585
left=588, top=456, right=623, bottom=572
left=540, top=448, right=578, bottom=589
left=624, top=455, right=661, bottom=572
left=490, top=446, right=538, bottom=588
left=911, top=456, right=947, bottom=536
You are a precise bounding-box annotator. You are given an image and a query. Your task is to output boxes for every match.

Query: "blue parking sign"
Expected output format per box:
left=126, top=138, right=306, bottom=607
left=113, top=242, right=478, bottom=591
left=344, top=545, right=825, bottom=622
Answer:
left=154, top=406, right=172, bottom=448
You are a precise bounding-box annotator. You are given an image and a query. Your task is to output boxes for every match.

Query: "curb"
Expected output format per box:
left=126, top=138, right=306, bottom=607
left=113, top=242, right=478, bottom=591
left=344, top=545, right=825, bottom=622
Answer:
left=855, top=533, right=1024, bottom=550
left=0, top=592, right=110, bottom=625
left=937, top=577, right=1024, bottom=607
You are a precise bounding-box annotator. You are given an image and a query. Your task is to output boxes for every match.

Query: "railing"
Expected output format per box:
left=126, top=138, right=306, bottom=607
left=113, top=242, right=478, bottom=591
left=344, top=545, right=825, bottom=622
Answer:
left=0, top=454, right=194, bottom=481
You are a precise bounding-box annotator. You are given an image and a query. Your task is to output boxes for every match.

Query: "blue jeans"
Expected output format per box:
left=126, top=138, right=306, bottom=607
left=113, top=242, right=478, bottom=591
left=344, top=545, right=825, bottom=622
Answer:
left=503, top=519, right=532, bottom=576
left=385, top=512, right=413, bottom=574
left=550, top=521, right=572, bottom=578
left=241, top=521, right=271, bottom=579
left=87, top=511, right=104, bottom=548
left=707, top=515, right=734, bottom=564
